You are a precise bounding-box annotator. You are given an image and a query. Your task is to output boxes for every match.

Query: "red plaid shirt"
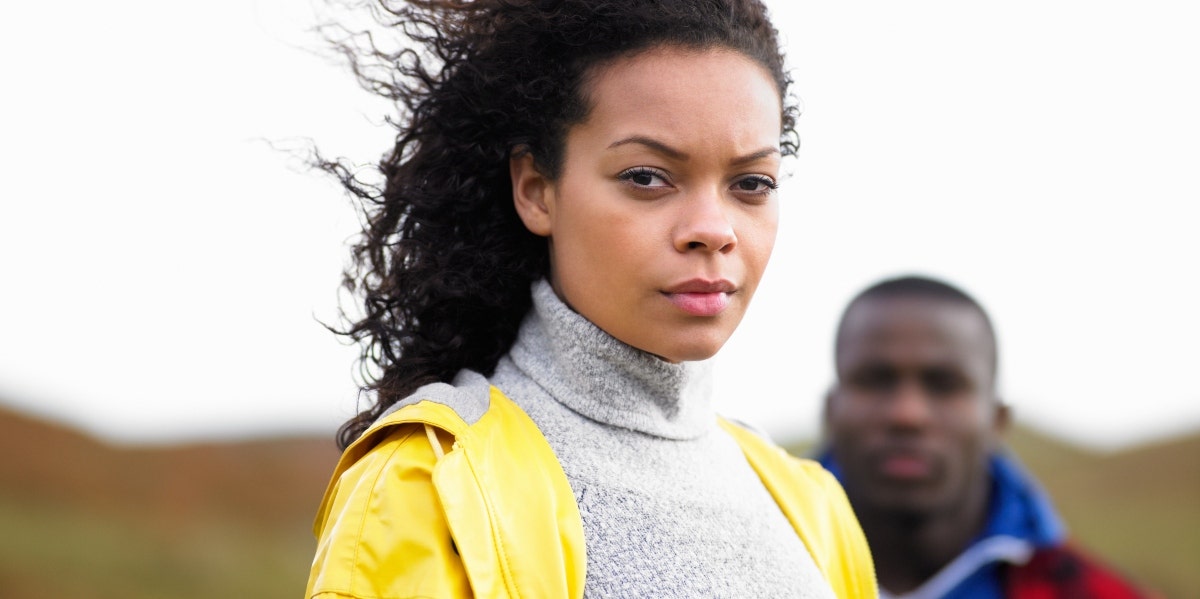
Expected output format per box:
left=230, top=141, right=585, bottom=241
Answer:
left=1006, top=545, right=1154, bottom=599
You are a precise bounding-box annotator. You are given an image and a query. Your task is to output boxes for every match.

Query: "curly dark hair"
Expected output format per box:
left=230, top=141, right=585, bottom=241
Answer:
left=324, top=0, right=799, bottom=450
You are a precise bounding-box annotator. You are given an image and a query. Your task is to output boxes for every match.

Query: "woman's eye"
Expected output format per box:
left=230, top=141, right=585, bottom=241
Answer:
left=733, top=176, right=778, bottom=193
left=618, top=167, right=671, bottom=188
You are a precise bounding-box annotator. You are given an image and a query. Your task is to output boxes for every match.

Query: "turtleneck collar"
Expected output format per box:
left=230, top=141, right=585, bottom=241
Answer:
left=506, top=279, right=716, bottom=440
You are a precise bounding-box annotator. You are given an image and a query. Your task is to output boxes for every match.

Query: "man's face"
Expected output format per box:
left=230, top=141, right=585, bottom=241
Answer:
left=826, top=296, right=1005, bottom=517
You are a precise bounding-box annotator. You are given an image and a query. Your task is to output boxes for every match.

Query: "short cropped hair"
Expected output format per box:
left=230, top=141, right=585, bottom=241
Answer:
left=835, top=275, right=999, bottom=384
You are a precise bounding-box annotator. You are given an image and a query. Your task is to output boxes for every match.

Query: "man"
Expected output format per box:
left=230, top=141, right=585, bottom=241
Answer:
left=819, top=275, right=1148, bottom=599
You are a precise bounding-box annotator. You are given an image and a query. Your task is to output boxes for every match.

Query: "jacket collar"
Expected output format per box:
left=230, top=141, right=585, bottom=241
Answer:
left=979, top=452, right=1065, bottom=548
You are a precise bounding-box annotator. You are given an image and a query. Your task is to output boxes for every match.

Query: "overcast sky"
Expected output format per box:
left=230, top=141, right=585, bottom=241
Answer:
left=2, top=0, right=1197, bottom=450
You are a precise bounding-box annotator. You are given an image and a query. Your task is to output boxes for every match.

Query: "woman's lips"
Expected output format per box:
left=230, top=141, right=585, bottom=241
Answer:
left=663, top=280, right=736, bottom=316
left=666, top=291, right=731, bottom=316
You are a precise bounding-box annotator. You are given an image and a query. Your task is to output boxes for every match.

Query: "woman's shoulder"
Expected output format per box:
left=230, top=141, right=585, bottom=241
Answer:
left=308, top=405, right=473, bottom=598
left=718, top=417, right=878, bottom=598
left=717, top=419, right=819, bottom=471
left=370, top=369, right=493, bottom=431
left=717, top=418, right=853, bottom=511
left=313, top=370, right=496, bottom=532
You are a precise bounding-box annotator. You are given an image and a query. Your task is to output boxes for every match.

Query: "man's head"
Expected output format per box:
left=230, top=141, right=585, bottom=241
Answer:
left=824, top=276, right=1009, bottom=519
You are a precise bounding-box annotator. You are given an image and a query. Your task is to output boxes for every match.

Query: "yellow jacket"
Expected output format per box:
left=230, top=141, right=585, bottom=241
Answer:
left=307, top=386, right=877, bottom=598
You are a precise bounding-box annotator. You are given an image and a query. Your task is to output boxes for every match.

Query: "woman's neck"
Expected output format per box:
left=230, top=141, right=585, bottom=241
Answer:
left=505, top=279, right=716, bottom=440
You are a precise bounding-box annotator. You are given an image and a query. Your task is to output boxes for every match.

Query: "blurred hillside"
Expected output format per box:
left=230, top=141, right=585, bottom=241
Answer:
left=0, top=405, right=338, bottom=599
left=1, top=403, right=1195, bottom=598
left=1004, top=425, right=1199, bottom=599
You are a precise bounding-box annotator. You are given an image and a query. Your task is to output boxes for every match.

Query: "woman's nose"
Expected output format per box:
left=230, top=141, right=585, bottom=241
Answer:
left=674, top=188, right=737, bottom=253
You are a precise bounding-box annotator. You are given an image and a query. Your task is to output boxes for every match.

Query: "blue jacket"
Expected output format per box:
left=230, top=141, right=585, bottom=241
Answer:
left=819, top=452, right=1064, bottom=599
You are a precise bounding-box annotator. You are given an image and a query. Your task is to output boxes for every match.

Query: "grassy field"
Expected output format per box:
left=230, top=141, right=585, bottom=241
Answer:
left=1012, top=428, right=1199, bottom=598
left=0, top=406, right=334, bottom=599
left=1, top=405, right=1195, bottom=598
left=0, top=495, right=314, bottom=599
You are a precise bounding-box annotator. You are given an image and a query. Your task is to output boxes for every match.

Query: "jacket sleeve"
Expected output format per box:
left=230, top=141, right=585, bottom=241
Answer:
left=306, top=424, right=471, bottom=599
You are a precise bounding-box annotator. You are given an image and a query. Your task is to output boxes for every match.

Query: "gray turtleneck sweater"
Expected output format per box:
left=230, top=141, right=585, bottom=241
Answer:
left=483, top=281, right=836, bottom=598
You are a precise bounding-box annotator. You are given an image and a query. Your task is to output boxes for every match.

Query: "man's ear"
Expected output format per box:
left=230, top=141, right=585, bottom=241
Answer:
left=510, top=149, right=554, bottom=237
left=818, top=386, right=840, bottom=451
left=991, top=398, right=1012, bottom=438
left=825, top=386, right=835, bottom=424
left=822, top=385, right=839, bottom=427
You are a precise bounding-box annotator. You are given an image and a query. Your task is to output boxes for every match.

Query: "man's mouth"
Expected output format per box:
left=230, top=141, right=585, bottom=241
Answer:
left=877, top=453, right=934, bottom=480
left=869, top=448, right=938, bottom=482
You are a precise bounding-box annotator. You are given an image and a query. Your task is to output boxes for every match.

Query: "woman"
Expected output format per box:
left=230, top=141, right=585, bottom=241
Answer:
left=307, top=1, right=876, bottom=597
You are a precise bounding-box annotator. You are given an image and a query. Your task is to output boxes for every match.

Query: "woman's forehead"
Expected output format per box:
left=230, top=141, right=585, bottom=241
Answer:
left=572, top=47, right=783, bottom=149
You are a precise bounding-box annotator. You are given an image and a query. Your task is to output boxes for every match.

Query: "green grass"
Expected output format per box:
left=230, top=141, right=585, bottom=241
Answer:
left=0, top=495, right=315, bottom=599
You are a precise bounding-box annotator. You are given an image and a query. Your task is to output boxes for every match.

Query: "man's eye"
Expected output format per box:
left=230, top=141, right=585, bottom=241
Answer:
left=851, top=368, right=897, bottom=391
left=923, top=370, right=967, bottom=395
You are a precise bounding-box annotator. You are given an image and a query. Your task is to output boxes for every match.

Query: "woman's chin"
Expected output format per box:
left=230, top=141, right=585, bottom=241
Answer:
left=641, top=338, right=727, bottom=364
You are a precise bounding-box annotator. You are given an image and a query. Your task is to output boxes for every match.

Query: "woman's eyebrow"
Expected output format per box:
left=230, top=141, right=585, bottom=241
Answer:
left=608, top=136, right=779, bottom=165
left=730, top=147, right=781, bottom=166
left=608, top=136, right=687, bottom=160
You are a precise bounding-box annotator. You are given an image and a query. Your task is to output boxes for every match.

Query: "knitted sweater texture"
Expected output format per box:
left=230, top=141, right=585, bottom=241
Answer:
left=489, top=281, right=835, bottom=598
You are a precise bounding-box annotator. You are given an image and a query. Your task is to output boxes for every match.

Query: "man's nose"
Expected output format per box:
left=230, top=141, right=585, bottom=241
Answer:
left=884, top=378, right=934, bottom=429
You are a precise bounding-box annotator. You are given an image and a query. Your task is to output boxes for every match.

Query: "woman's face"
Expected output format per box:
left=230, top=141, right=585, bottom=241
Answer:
left=512, top=46, right=783, bottom=362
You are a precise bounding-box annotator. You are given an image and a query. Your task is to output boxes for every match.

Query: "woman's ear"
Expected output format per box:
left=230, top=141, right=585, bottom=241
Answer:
left=510, top=150, right=554, bottom=237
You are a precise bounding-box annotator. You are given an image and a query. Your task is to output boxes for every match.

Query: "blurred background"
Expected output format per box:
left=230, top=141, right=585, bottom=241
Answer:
left=1, top=0, right=1196, bottom=597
